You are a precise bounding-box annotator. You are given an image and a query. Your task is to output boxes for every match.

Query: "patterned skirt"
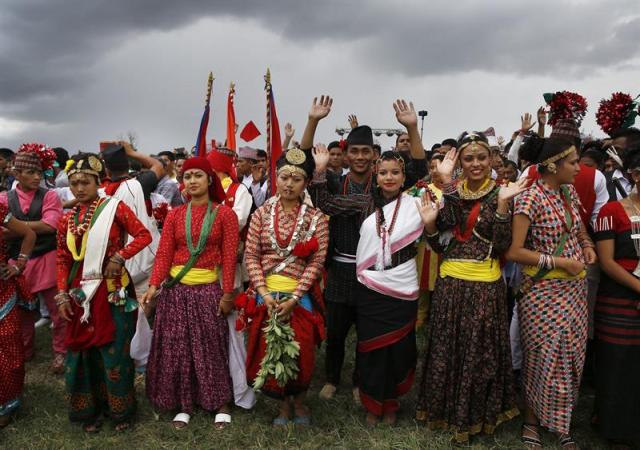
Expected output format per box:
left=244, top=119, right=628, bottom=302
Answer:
left=417, top=276, right=518, bottom=443
left=146, top=283, right=231, bottom=414
left=518, top=276, right=587, bottom=434
left=65, top=304, right=137, bottom=424
left=0, top=294, right=23, bottom=417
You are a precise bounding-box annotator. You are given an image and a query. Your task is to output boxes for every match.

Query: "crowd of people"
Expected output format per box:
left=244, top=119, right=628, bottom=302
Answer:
left=0, top=93, right=639, bottom=450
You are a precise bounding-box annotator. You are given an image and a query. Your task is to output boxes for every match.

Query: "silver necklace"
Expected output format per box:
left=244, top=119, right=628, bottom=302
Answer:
left=268, top=196, right=308, bottom=257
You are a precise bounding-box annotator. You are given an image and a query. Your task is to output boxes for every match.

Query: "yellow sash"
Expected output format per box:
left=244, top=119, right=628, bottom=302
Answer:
left=439, top=259, right=502, bottom=282
left=522, top=266, right=586, bottom=280
left=170, top=265, right=219, bottom=285
left=265, top=274, right=298, bottom=293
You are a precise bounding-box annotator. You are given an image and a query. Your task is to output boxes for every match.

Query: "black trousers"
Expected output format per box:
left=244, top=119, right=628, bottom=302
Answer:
left=325, top=300, right=358, bottom=386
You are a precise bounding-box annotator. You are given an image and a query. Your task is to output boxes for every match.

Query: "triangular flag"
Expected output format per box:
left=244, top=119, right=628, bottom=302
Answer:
left=240, top=120, right=261, bottom=142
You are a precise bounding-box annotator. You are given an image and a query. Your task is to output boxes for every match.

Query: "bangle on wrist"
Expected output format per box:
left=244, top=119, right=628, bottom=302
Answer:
left=54, top=292, right=71, bottom=306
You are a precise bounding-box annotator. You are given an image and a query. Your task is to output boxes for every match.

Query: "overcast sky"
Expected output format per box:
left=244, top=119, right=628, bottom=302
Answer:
left=1, top=0, right=639, bottom=154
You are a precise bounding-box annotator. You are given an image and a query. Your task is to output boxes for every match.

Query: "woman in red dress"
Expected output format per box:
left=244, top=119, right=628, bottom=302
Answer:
left=0, top=204, right=35, bottom=428
left=56, top=154, right=152, bottom=432
left=142, top=157, right=238, bottom=430
left=242, top=148, right=329, bottom=426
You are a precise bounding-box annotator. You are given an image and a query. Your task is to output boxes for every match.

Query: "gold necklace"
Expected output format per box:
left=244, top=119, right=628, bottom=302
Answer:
left=457, top=177, right=495, bottom=200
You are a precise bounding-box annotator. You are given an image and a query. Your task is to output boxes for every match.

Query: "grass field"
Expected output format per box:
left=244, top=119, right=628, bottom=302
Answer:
left=0, top=325, right=611, bottom=449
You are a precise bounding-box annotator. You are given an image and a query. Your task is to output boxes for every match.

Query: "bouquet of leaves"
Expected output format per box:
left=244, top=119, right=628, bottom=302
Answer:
left=253, top=308, right=300, bottom=390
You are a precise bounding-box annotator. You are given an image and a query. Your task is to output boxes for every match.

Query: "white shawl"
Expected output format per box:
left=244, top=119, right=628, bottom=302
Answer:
left=356, top=193, right=424, bottom=300
left=77, top=198, right=119, bottom=322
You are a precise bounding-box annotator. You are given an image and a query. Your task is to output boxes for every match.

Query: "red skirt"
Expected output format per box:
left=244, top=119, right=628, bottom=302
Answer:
left=246, top=302, right=324, bottom=399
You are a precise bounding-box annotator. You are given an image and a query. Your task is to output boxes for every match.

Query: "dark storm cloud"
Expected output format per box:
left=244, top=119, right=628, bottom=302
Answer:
left=0, top=0, right=637, bottom=122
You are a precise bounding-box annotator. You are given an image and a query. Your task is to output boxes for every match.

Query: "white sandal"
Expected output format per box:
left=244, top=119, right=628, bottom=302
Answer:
left=214, top=413, right=231, bottom=430
left=172, top=412, right=191, bottom=429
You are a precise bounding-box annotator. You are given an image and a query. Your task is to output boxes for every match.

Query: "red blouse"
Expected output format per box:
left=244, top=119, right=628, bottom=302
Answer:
left=149, top=202, right=239, bottom=292
left=56, top=200, right=152, bottom=291
left=244, top=199, right=329, bottom=299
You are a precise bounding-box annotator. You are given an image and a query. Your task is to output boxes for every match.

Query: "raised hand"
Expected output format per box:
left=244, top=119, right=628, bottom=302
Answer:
left=520, top=113, right=536, bottom=134
left=416, top=190, right=439, bottom=226
left=394, top=99, right=418, bottom=128
left=537, top=106, right=547, bottom=127
left=348, top=114, right=359, bottom=128
left=434, top=147, right=458, bottom=182
left=308, top=95, right=333, bottom=121
left=284, top=122, right=295, bottom=138
left=312, top=143, right=330, bottom=172
left=498, top=177, right=529, bottom=202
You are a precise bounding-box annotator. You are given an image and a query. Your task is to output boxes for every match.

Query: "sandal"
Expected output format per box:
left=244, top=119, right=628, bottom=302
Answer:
left=521, top=423, right=543, bottom=448
left=272, top=416, right=290, bottom=427
left=82, top=421, right=102, bottom=433
left=114, top=422, right=131, bottom=432
left=214, top=413, right=231, bottom=430
left=172, top=412, right=190, bottom=430
left=292, top=415, right=311, bottom=426
left=558, top=434, right=579, bottom=449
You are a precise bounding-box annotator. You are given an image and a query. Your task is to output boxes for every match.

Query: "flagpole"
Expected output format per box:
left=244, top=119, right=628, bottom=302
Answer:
left=264, top=68, right=272, bottom=197
left=195, top=72, right=214, bottom=157
left=205, top=72, right=214, bottom=106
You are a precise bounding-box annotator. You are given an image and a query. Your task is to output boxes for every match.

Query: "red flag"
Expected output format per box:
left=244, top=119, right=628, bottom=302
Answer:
left=240, top=121, right=261, bottom=142
left=226, top=83, right=237, bottom=151
left=268, top=88, right=282, bottom=195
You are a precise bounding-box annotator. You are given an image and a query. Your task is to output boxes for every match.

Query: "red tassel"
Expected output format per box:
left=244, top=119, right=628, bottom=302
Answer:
left=292, top=236, right=319, bottom=258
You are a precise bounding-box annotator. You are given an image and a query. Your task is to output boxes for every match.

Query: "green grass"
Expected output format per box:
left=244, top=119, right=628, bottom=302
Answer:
left=0, top=327, right=610, bottom=449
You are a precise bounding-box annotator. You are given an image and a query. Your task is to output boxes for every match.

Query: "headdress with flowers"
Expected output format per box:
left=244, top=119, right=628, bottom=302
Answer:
left=543, top=91, right=588, bottom=127
left=596, top=92, right=640, bottom=136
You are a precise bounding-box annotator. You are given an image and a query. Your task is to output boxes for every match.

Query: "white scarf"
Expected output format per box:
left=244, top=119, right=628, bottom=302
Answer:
left=356, top=193, right=424, bottom=300
left=78, top=198, right=119, bottom=322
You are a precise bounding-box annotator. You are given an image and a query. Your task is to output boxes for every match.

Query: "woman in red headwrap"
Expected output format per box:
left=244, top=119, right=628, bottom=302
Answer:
left=142, top=157, right=239, bottom=430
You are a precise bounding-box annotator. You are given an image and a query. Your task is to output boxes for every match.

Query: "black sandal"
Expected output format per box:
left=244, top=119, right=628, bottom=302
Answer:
left=521, top=423, right=543, bottom=448
left=558, top=433, right=578, bottom=449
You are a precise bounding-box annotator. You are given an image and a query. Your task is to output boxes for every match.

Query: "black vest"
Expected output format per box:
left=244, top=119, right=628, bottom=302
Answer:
left=7, top=187, right=57, bottom=259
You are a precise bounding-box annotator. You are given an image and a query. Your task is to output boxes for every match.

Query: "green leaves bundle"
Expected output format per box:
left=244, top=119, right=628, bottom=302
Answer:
left=253, top=311, right=300, bottom=390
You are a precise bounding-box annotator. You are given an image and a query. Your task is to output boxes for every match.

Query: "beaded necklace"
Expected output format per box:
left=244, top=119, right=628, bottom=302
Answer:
left=269, top=196, right=308, bottom=257
left=375, top=194, right=402, bottom=238
left=68, top=198, right=100, bottom=237
left=342, top=173, right=372, bottom=195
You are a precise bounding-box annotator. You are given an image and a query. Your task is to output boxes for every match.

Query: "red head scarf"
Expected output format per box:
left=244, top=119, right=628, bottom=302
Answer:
left=206, top=146, right=238, bottom=182
left=181, top=157, right=226, bottom=203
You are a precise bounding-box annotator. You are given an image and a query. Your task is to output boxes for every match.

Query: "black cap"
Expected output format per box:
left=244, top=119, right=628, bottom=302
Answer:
left=102, top=144, right=129, bottom=172
left=0, top=148, right=14, bottom=159
left=346, top=125, right=374, bottom=147
left=328, top=141, right=341, bottom=150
